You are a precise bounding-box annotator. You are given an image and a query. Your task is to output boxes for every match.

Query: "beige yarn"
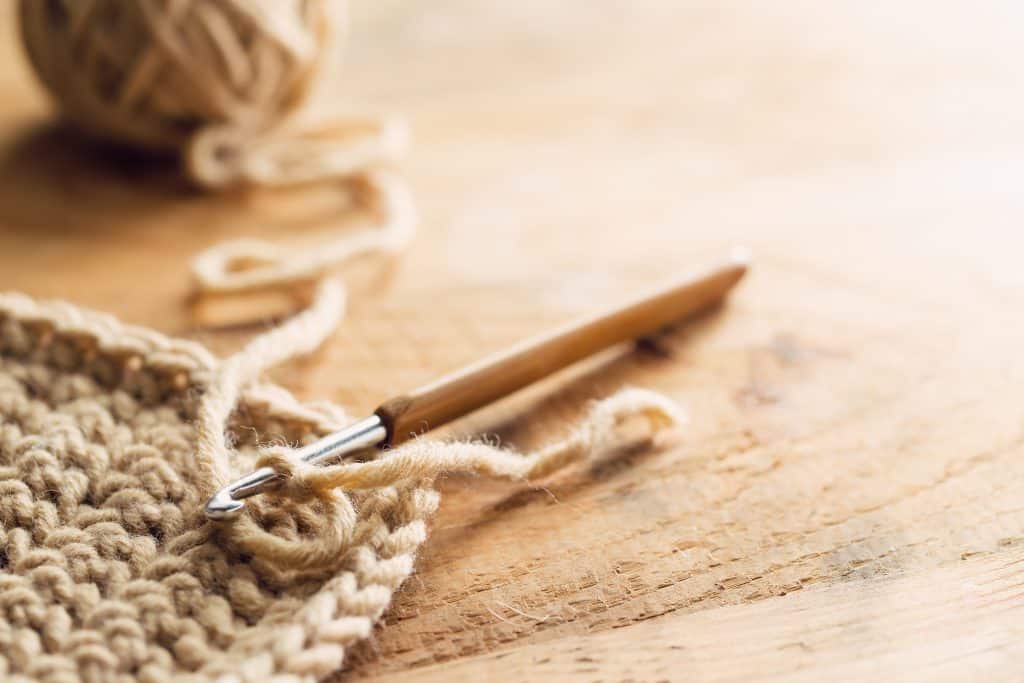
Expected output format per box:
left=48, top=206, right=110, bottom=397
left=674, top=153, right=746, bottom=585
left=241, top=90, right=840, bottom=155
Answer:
left=258, top=390, right=683, bottom=504
left=19, top=0, right=341, bottom=167
left=10, top=5, right=687, bottom=678
left=0, top=288, right=683, bottom=682
left=191, top=168, right=415, bottom=295
left=19, top=0, right=409, bottom=297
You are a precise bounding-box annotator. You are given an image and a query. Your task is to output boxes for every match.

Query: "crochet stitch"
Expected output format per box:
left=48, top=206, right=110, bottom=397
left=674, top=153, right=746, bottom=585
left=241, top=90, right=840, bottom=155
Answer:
left=0, top=292, right=439, bottom=683
left=0, top=292, right=681, bottom=682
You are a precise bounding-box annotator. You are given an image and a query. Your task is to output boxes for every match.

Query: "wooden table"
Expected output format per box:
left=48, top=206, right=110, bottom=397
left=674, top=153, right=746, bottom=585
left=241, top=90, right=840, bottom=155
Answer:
left=3, top=2, right=1024, bottom=680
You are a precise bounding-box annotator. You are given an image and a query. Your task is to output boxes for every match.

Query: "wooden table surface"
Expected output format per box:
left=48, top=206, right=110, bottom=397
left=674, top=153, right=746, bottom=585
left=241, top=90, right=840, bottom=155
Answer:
left=3, top=2, right=1024, bottom=681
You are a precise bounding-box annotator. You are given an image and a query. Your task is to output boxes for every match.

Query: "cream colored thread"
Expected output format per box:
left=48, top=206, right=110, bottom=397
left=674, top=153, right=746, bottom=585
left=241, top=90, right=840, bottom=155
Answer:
left=257, top=389, right=684, bottom=500
left=0, top=244, right=685, bottom=683
left=191, top=168, right=416, bottom=294
left=0, top=292, right=439, bottom=682
left=11, top=6, right=687, bottom=678
left=192, top=277, right=346, bottom=497
left=21, top=0, right=411, bottom=298
left=187, top=113, right=410, bottom=188
left=19, top=0, right=342, bottom=154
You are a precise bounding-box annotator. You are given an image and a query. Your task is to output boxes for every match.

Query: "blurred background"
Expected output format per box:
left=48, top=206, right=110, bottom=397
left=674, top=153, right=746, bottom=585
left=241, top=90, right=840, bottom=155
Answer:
left=2, top=1, right=1021, bottom=407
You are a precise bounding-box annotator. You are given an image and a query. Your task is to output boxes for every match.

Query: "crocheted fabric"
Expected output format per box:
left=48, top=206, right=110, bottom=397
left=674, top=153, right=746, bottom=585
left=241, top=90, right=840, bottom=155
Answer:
left=0, top=293, right=437, bottom=683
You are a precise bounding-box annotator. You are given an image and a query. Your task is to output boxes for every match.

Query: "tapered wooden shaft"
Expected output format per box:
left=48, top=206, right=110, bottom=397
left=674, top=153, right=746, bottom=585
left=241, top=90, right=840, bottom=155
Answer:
left=376, top=254, right=748, bottom=444
left=206, top=253, right=749, bottom=519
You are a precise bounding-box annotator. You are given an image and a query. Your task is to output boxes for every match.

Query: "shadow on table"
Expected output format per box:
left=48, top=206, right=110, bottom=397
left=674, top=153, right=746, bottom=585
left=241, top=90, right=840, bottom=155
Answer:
left=341, top=301, right=733, bottom=672
left=0, top=121, right=191, bottom=237
left=0, top=121, right=397, bottom=328
left=0, top=119, right=375, bottom=239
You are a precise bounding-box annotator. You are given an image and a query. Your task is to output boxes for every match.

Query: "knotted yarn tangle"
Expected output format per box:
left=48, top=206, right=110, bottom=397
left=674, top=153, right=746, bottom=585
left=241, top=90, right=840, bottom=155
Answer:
left=19, top=0, right=409, bottom=296
left=0, top=290, right=683, bottom=682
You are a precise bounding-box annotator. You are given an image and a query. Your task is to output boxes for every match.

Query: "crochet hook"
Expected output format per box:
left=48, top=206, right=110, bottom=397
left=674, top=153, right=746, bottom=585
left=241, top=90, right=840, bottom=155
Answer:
left=204, top=251, right=749, bottom=520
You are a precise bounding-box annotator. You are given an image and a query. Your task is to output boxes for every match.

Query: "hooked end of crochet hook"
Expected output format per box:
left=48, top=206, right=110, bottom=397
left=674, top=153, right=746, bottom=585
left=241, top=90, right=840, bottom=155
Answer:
left=204, top=466, right=283, bottom=520
left=203, top=415, right=390, bottom=521
left=204, top=488, right=246, bottom=520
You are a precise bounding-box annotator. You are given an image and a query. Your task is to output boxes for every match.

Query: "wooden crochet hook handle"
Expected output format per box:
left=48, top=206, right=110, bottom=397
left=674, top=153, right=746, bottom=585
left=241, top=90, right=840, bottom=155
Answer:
left=205, top=250, right=748, bottom=519
left=377, top=251, right=748, bottom=444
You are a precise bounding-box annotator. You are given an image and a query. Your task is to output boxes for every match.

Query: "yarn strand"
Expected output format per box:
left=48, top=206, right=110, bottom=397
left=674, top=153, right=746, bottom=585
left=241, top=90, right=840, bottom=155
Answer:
left=193, top=276, right=347, bottom=494
left=190, top=167, right=416, bottom=293
left=255, top=388, right=685, bottom=503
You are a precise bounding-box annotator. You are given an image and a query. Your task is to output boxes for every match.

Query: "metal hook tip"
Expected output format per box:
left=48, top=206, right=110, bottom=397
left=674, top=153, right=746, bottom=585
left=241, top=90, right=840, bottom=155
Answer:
left=202, top=465, right=285, bottom=521
left=204, top=489, right=246, bottom=520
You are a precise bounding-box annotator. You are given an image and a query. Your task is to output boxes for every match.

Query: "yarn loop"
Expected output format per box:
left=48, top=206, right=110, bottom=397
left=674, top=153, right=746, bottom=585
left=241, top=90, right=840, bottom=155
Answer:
left=6, top=4, right=690, bottom=680
left=255, top=389, right=684, bottom=504
left=20, top=0, right=406, bottom=300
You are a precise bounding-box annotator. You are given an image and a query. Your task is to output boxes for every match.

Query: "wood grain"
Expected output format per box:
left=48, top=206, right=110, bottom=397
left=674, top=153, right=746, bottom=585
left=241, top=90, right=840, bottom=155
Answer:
left=378, top=258, right=746, bottom=443
left=365, top=548, right=1024, bottom=683
left=1, top=1, right=1023, bottom=681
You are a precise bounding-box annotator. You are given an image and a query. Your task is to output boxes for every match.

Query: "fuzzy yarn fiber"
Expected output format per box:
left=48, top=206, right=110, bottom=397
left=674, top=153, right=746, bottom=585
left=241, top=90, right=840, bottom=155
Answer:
left=0, top=293, right=437, bottom=682
left=0, top=291, right=681, bottom=682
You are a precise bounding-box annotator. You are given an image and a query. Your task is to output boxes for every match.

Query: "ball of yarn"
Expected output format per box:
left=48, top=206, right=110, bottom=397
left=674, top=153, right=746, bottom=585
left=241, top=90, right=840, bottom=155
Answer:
left=18, top=0, right=412, bottom=307
left=19, top=0, right=343, bottom=178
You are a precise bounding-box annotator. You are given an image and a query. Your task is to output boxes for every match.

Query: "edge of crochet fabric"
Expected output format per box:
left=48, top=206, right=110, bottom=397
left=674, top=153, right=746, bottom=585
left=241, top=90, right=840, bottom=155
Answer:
left=0, top=292, right=437, bottom=683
